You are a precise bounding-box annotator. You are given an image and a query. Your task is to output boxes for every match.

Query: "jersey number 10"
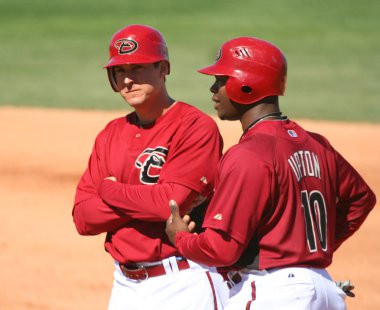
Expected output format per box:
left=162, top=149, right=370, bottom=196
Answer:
left=301, top=190, right=328, bottom=253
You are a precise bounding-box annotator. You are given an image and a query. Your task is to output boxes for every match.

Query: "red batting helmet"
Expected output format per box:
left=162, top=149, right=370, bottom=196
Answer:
left=105, top=24, right=169, bottom=91
left=198, top=37, right=287, bottom=104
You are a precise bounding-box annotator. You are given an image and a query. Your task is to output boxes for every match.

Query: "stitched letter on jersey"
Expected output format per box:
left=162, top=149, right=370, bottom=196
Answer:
left=287, top=150, right=321, bottom=182
left=135, top=147, right=168, bottom=184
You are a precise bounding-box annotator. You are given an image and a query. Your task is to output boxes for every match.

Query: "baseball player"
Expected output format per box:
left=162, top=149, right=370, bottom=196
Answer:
left=72, top=24, right=227, bottom=309
left=166, top=37, right=377, bottom=309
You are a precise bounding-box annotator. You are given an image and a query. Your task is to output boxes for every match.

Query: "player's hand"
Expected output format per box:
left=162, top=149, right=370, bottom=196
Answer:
left=104, top=176, right=117, bottom=182
left=335, top=280, right=355, bottom=297
left=166, top=200, right=196, bottom=245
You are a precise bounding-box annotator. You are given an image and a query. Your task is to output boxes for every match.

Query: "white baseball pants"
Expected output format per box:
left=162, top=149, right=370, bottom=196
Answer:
left=108, top=257, right=229, bottom=310
left=225, top=267, right=346, bottom=310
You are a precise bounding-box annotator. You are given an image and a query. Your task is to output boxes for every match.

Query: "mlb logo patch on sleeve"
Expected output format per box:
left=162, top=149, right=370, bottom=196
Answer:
left=287, top=130, right=298, bottom=138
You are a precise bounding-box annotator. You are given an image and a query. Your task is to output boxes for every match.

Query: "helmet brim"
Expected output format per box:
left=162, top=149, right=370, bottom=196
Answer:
left=104, top=54, right=167, bottom=68
left=198, top=63, right=236, bottom=77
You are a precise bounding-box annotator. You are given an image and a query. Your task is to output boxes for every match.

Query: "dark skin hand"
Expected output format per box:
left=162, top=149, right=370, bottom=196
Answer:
left=165, top=200, right=196, bottom=244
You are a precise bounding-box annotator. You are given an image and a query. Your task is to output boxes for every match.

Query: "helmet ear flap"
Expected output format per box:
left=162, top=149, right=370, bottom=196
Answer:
left=107, top=67, right=119, bottom=92
left=225, top=76, right=255, bottom=104
left=241, top=85, right=253, bottom=94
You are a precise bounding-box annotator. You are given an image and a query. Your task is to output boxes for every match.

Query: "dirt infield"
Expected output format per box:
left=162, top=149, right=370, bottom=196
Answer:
left=0, top=106, right=378, bottom=309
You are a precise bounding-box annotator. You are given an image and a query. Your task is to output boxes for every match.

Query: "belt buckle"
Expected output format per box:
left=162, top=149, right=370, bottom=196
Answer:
left=135, top=265, right=149, bottom=281
left=120, top=264, right=149, bottom=281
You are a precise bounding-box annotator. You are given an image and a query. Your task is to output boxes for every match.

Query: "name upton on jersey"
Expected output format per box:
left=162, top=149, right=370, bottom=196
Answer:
left=288, top=150, right=321, bottom=182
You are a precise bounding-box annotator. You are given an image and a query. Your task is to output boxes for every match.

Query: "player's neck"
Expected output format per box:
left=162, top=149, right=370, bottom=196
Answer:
left=241, top=110, right=278, bottom=130
left=134, top=96, right=176, bottom=126
left=240, top=100, right=281, bottom=132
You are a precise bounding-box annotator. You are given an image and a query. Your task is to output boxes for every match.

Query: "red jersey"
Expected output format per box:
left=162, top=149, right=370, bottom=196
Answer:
left=176, top=117, right=376, bottom=270
left=73, top=101, right=223, bottom=263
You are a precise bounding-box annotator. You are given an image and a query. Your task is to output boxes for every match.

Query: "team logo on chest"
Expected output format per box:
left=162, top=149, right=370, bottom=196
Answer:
left=135, top=146, right=168, bottom=184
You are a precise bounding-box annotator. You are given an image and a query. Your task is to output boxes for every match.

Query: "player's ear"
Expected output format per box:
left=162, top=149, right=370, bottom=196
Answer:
left=159, top=60, right=170, bottom=76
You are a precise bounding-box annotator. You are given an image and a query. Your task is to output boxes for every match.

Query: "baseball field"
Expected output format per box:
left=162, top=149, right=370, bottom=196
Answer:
left=0, top=107, right=379, bottom=309
left=1, top=0, right=379, bottom=309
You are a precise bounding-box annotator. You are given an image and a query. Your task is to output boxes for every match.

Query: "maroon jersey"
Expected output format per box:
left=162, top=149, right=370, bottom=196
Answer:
left=199, top=118, right=376, bottom=270
left=73, top=101, right=223, bottom=263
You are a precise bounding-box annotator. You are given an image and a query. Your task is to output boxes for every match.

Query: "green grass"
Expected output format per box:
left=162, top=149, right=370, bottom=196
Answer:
left=1, top=0, right=379, bottom=122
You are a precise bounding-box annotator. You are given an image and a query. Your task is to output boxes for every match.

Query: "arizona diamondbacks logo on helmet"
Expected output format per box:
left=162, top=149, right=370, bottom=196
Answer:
left=135, top=146, right=168, bottom=184
left=114, top=39, right=138, bottom=55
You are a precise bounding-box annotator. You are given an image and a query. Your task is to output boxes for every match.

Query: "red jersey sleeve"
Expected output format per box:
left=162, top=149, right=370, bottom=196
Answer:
left=333, top=149, right=376, bottom=250
left=202, top=146, right=273, bottom=245
left=174, top=229, right=244, bottom=267
left=73, top=124, right=132, bottom=235
left=98, top=180, right=198, bottom=221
